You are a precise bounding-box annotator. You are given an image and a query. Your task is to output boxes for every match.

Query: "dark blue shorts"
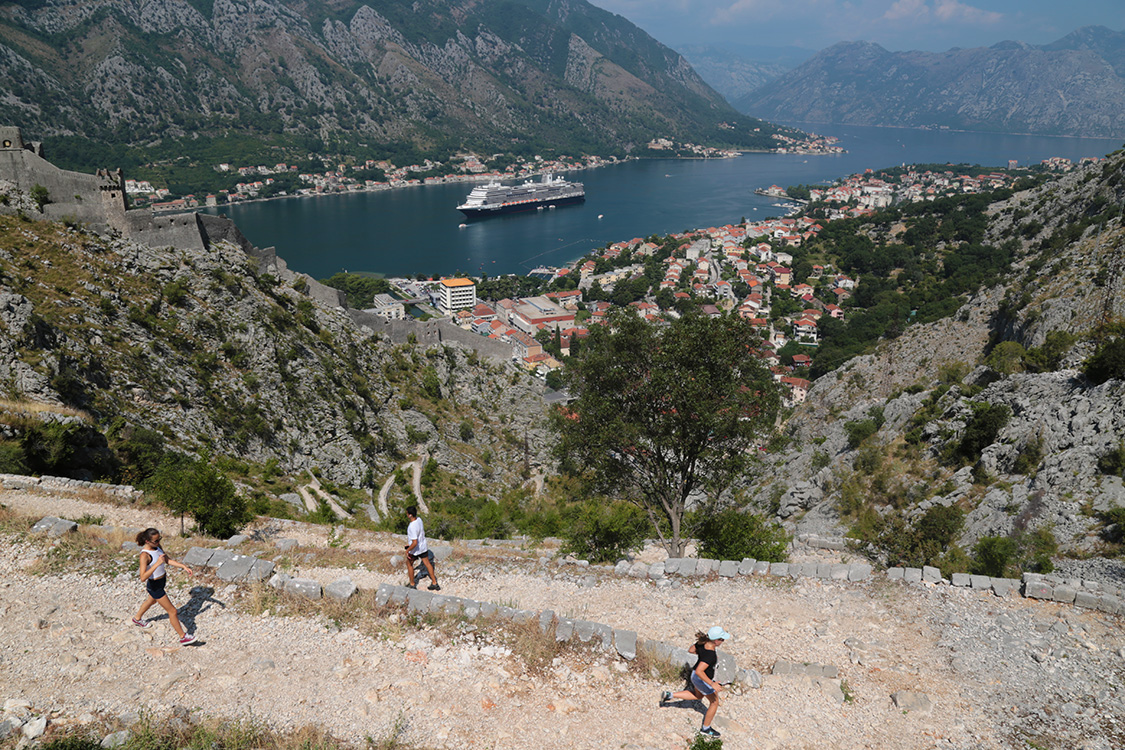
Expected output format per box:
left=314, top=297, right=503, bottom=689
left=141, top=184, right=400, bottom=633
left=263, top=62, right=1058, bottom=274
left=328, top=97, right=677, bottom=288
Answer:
left=145, top=575, right=167, bottom=600
left=691, top=672, right=716, bottom=696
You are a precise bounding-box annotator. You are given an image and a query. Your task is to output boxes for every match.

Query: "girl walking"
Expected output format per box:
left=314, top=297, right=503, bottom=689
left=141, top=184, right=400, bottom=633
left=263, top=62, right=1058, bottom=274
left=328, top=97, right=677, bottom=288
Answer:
left=132, top=528, right=196, bottom=645
left=659, top=625, right=732, bottom=738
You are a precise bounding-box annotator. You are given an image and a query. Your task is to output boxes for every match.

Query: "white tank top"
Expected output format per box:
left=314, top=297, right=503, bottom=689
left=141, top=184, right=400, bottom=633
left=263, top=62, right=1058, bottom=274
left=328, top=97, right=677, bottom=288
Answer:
left=142, top=546, right=166, bottom=579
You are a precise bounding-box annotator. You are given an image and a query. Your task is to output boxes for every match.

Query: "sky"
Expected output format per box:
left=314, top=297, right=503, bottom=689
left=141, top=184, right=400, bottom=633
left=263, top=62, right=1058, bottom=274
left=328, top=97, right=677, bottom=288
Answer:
left=590, top=0, right=1124, bottom=56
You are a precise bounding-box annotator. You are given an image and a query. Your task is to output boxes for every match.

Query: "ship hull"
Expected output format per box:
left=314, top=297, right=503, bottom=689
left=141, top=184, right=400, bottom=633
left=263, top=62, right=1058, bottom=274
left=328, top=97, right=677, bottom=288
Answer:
left=458, top=192, right=584, bottom=218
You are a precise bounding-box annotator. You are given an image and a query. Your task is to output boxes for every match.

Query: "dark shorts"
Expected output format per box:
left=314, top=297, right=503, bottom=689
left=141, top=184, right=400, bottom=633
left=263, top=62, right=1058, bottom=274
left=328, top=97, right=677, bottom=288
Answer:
left=145, top=575, right=167, bottom=600
left=409, top=549, right=435, bottom=564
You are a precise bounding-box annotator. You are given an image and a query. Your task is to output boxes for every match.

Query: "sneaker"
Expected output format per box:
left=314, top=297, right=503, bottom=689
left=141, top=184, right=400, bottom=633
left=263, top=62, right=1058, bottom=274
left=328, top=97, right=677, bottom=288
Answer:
left=698, top=727, right=721, bottom=738
left=179, top=634, right=196, bottom=646
left=659, top=690, right=672, bottom=706
left=132, top=618, right=152, bottom=629
left=427, top=583, right=441, bottom=591
left=405, top=582, right=417, bottom=589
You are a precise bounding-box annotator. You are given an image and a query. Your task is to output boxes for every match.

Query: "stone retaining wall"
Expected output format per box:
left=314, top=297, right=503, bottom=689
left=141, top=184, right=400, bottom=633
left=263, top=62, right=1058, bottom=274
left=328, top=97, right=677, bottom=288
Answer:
left=1, top=474, right=141, bottom=499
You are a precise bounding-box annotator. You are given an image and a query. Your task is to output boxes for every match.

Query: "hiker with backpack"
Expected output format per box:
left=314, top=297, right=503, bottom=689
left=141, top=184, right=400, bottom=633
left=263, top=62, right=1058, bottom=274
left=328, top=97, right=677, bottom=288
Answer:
left=404, top=505, right=440, bottom=591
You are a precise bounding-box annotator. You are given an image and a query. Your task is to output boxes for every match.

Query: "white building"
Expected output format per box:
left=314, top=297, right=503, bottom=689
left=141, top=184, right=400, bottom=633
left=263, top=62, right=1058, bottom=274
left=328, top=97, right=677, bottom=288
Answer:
left=368, top=293, right=405, bottom=320
left=438, top=278, right=476, bottom=312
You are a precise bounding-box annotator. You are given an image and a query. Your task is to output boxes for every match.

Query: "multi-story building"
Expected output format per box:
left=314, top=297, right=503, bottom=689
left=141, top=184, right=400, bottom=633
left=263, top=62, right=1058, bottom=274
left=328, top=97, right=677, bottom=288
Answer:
left=438, top=278, right=476, bottom=313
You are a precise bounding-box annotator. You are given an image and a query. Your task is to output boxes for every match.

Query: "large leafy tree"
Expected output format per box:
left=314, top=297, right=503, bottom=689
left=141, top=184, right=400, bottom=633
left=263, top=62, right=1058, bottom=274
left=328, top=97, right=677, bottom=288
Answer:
left=552, top=310, right=781, bottom=556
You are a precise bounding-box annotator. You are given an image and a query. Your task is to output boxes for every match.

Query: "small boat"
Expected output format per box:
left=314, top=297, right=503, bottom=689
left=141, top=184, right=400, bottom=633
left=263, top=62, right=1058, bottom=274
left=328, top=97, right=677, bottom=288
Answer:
left=458, top=223, right=466, bottom=228
left=598, top=214, right=604, bottom=219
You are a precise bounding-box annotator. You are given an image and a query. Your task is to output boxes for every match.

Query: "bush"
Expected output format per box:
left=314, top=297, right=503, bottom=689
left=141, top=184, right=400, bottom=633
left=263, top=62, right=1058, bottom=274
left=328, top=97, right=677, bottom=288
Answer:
left=561, top=499, right=648, bottom=563
left=459, top=420, right=474, bottom=442
left=970, top=536, right=1017, bottom=578
left=1097, top=441, right=1125, bottom=478
left=1101, top=507, right=1125, bottom=544
left=1084, top=337, right=1125, bottom=385
left=955, top=402, right=1010, bottom=464
left=694, top=507, right=789, bottom=562
left=0, top=440, right=28, bottom=474
left=30, top=183, right=50, bottom=211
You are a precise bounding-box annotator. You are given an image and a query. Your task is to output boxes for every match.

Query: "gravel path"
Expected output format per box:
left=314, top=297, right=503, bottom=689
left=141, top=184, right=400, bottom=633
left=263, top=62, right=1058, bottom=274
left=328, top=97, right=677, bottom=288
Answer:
left=2, top=490, right=1123, bottom=750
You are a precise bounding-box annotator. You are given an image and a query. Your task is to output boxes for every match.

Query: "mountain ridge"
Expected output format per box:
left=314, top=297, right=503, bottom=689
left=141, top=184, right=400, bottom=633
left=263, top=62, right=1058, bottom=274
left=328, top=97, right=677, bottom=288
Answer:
left=737, top=26, right=1125, bottom=138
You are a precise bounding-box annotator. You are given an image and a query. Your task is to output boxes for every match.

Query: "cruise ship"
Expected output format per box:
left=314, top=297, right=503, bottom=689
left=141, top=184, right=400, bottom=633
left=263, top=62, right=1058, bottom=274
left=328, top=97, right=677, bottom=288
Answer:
left=457, top=174, right=585, bottom=217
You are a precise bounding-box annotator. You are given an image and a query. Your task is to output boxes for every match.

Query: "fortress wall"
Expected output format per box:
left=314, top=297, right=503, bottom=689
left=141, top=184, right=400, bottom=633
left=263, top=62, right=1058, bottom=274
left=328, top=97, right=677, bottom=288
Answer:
left=348, top=311, right=512, bottom=364
left=0, top=148, right=110, bottom=229
left=124, top=210, right=207, bottom=252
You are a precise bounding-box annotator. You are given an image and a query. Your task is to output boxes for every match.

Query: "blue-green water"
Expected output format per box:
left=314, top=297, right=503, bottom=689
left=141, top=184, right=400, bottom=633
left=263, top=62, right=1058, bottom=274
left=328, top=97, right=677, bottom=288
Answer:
left=201, top=124, right=1123, bottom=279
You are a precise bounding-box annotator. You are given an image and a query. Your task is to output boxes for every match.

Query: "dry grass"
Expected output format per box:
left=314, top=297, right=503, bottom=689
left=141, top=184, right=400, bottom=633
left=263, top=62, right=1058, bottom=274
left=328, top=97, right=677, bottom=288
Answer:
left=0, top=397, right=91, bottom=421
left=630, top=641, right=688, bottom=683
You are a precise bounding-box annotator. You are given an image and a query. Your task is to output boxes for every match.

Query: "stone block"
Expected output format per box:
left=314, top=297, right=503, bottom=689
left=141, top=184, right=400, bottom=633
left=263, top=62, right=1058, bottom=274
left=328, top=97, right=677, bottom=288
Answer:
left=206, top=548, right=235, bottom=569
left=388, top=586, right=410, bottom=606
left=1051, top=585, right=1077, bottom=604
left=574, top=620, right=596, bottom=643
left=769, top=562, right=789, bottom=576
left=669, top=647, right=695, bottom=670
left=431, top=545, right=453, bottom=562
left=1096, top=594, right=1121, bottom=614
left=886, top=567, right=904, bottom=580
left=325, top=579, right=357, bottom=601
left=629, top=562, right=649, bottom=578
left=1075, top=591, right=1099, bottom=609
left=990, top=578, right=1016, bottom=598
left=678, top=559, right=698, bottom=576
left=275, top=538, right=298, bottom=552
left=614, top=629, right=637, bottom=660
left=718, top=560, right=739, bottom=578
left=462, top=601, right=481, bottom=619
left=268, top=572, right=291, bottom=590
left=695, top=559, right=717, bottom=575
left=970, top=575, right=992, bottom=590
left=375, top=583, right=394, bottom=607
left=830, top=564, right=850, bottom=581
left=592, top=622, right=614, bottom=649
left=406, top=590, right=433, bottom=613
left=736, top=668, right=762, bottom=689
left=922, top=566, right=941, bottom=583
left=848, top=564, right=872, bottom=581
left=512, top=609, right=536, bottom=625
left=284, top=578, right=321, bottom=600
left=752, top=560, right=770, bottom=575
left=738, top=558, right=757, bottom=576
left=714, top=651, right=737, bottom=683
left=815, top=562, right=832, bottom=579
left=821, top=664, right=839, bottom=679
left=648, top=562, right=666, bottom=580
left=226, top=534, right=249, bottom=547
left=891, top=690, right=932, bottom=714
left=247, top=559, right=275, bottom=582
left=663, top=558, right=683, bottom=575
left=49, top=519, right=78, bottom=537
left=772, top=660, right=793, bottom=675
left=426, top=594, right=449, bottom=614
left=443, top=597, right=465, bottom=615
left=31, top=516, right=61, bottom=534
left=479, top=602, right=497, bottom=618
left=181, top=547, right=215, bottom=567
left=903, top=568, right=923, bottom=583
left=539, top=609, right=555, bottom=634
left=614, top=560, right=631, bottom=576
left=1023, top=581, right=1053, bottom=600
left=555, top=618, right=575, bottom=642
left=216, top=554, right=256, bottom=582
left=951, top=573, right=971, bottom=587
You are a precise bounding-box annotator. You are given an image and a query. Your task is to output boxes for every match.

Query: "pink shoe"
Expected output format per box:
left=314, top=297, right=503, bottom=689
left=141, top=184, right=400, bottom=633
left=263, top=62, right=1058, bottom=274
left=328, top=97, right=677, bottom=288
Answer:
left=179, top=633, right=196, bottom=645
left=132, top=618, right=152, bottom=629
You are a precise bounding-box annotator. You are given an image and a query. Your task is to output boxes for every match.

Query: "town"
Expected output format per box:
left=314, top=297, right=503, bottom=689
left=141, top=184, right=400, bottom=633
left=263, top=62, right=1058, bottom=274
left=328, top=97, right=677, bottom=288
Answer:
left=359, top=155, right=1099, bottom=407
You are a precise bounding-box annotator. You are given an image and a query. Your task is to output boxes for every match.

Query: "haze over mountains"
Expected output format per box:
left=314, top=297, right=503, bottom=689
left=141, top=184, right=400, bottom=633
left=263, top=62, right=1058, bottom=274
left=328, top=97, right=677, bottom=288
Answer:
left=0, top=0, right=794, bottom=154
left=735, top=25, right=1125, bottom=138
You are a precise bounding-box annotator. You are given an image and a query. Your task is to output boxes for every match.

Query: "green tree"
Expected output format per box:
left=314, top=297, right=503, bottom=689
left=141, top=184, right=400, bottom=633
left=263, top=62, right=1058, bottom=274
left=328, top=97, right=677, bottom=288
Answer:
left=149, top=453, right=251, bottom=537
left=985, top=341, right=1026, bottom=375
left=1085, top=337, right=1125, bottom=385
left=552, top=310, right=781, bottom=556
left=30, top=184, right=50, bottom=211
left=560, top=498, right=648, bottom=563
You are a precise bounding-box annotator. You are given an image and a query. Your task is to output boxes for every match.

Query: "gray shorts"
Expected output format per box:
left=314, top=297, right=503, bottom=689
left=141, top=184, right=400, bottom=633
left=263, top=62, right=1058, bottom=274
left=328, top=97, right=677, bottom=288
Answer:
left=690, top=672, right=715, bottom=696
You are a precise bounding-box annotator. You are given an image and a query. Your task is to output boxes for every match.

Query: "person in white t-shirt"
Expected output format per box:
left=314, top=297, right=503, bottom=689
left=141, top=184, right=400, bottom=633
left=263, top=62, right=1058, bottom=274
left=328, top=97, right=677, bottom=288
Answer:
left=404, top=505, right=440, bottom=591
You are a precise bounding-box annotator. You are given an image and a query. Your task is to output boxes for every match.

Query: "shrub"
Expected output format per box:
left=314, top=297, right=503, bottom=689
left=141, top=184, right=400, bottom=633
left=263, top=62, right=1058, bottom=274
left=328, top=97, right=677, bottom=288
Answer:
left=30, top=183, right=49, bottom=211
left=459, top=420, right=474, bottom=442
left=1097, top=441, right=1125, bottom=478
left=985, top=341, right=1026, bottom=375
left=0, top=440, right=28, bottom=474
left=1084, top=337, right=1125, bottom=385
left=955, top=403, right=1010, bottom=465
left=1101, top=507, right=1125, bottom=544
left=970, top=536, right=1017, bottom=578
left=421, top=366, right=442, bottom=400
left=561, top=499, right=647, bottom=563
left=694, top=507, right=789, bottom=562
left=1012, top=435, right=1044, bottom=475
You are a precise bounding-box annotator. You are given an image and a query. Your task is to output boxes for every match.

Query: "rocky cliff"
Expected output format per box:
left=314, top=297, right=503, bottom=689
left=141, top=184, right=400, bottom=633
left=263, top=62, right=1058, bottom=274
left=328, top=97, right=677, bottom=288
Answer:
left=746, top=150, right=1125, bottom=557
left=739, top=26, right=1125, bottom=138
left=0, top=0, right=789, bottom=153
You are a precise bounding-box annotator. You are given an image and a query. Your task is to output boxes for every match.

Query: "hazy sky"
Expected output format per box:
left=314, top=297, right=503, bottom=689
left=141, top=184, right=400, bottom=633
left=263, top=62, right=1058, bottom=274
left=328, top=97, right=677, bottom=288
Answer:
left=591, top=0, right=1124, bottom=55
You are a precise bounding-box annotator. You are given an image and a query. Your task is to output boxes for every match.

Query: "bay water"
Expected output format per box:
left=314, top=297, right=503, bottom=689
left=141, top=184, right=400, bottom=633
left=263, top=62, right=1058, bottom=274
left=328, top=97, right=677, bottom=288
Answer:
left=201, top=124, right=1123, bottom=279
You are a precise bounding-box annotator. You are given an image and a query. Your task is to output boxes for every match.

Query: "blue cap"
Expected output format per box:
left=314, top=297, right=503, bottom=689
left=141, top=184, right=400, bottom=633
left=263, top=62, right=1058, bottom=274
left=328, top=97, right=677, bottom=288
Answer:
left=708, top=626, right=732, bottom=641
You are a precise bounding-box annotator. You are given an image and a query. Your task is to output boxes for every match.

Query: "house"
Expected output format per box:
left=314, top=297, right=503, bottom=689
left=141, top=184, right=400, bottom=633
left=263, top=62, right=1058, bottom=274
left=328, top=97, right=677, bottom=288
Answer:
left=509, top=330, right=542, bottom=360
left=438, top=278, right=476, bottom=312
left=367, top=293, right=405, bottom=320
left=779, top=376, right=811, bottom=405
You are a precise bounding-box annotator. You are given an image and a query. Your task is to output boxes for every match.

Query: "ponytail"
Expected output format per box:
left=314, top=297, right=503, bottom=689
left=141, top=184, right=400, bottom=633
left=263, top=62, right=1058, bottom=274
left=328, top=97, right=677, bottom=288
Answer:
left=694, top=630, right=709, bottom=647
left=136, top=528, right=160, bottom=546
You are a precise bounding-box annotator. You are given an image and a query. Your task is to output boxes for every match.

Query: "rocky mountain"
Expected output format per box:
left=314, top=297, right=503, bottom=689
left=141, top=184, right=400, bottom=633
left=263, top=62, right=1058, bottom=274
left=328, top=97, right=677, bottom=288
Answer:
left=0, top=0, right=792, bottom=154
left=0, top=184, right=554, bottom=500
left=744, top=149, right=1125, bottom=561
left=738, top=26, right=1125, bottom=138
left=675, top=44, right=792, bottom=104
